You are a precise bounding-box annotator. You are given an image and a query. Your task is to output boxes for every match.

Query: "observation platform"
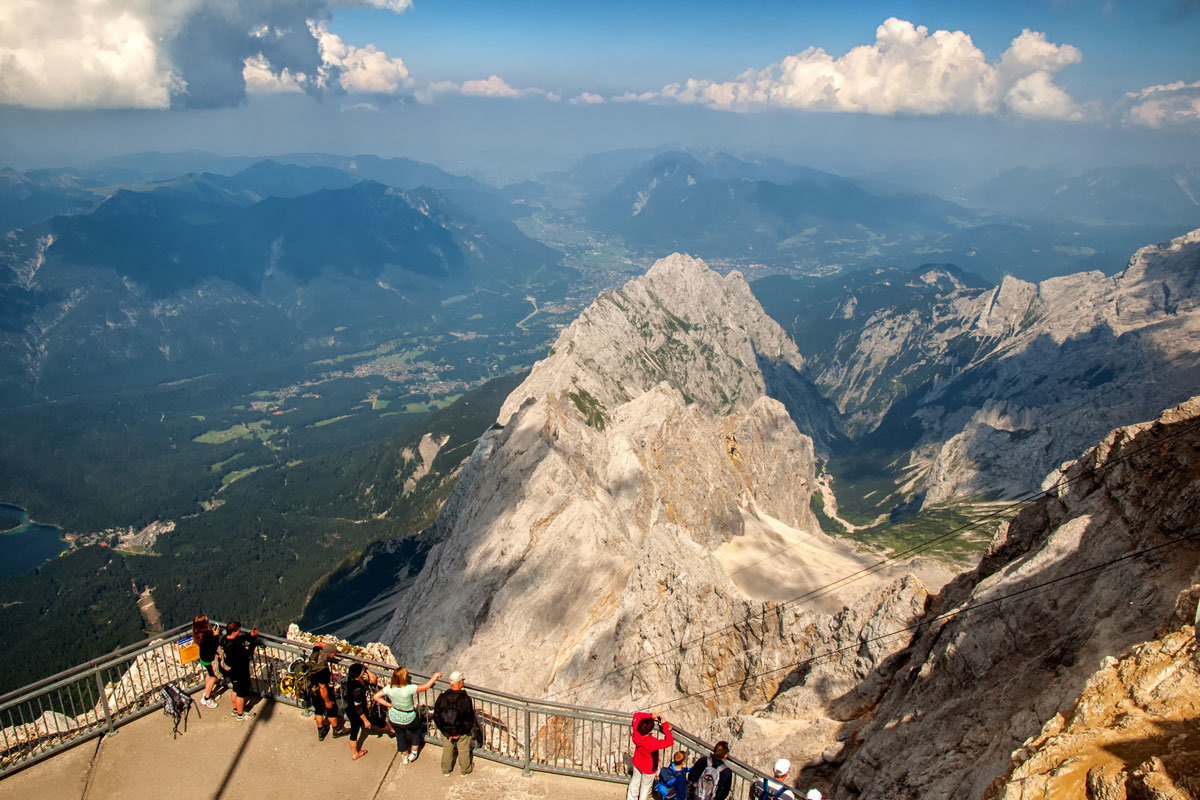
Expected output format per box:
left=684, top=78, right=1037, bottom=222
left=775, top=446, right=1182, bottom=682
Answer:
left=0, top=696, right=615, bottom=800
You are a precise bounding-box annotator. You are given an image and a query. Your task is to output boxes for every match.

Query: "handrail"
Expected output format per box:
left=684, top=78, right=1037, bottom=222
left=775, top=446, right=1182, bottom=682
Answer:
left=0, top=624, right=779, bottom=795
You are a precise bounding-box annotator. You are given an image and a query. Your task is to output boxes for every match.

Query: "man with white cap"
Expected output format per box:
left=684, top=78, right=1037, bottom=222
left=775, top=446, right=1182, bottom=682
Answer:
left=750, top=758, right=796, bottom=800
left=433, top=670, right=477, bottom=777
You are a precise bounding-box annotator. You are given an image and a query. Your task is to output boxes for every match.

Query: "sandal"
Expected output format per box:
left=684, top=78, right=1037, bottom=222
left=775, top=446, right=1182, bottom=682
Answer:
left=352, top=750, right=368, bottom=761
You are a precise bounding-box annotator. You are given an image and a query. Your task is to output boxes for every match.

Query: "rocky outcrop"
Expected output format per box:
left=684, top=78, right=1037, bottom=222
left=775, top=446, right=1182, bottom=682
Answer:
left=987, top=623, right=1200, bottom=800
left=810, top=229, right=1200, bottom=506
left=380, top=255, right=933, bottom=737
left=825, top=396, right=1200, bottom=799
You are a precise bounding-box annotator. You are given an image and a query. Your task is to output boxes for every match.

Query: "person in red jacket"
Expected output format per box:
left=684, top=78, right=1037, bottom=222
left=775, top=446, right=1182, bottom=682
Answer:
left=627, top=712, right=673, bottom=800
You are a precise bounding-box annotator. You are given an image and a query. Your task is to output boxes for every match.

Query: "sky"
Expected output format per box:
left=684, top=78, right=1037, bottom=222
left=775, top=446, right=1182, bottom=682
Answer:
left=0, top=0, right=1197, bottom=184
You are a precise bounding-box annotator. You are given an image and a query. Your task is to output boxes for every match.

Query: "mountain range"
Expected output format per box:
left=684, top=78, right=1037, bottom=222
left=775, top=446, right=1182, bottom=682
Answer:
left=752, top=230, right=1200, bottom=520
left=966, top=164, right=1200, bottom=226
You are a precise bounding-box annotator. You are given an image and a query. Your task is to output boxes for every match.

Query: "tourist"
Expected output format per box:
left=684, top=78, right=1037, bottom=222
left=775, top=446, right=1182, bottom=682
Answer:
left=375, top=667, right=441, bottom=763
left=191, top=615, right=220, bottom=709
left=687, top=740, right=733, bottom=800
left=310, top=643, right=347, bottom=741
left=654, top=750, right=689, bottom=800
left=218, top=621, right=258, bottom=721
left=627, top=712, right=673, bottom=800
left=344, top=663, right=375, bottom=760
left=433, top=671, right=477, bottom=777
left=749, top=758, right=796, bottom=800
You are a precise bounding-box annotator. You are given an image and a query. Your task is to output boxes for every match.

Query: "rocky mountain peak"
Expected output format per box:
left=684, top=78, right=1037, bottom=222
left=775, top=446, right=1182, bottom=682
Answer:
left=380, top=252, right=926, bottom=719
left=498, top=252, right=841, bottom=450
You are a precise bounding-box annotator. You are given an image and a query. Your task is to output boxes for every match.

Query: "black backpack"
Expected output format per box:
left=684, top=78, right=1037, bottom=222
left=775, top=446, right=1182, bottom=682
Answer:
left=160, top=682, right=197, bottom=738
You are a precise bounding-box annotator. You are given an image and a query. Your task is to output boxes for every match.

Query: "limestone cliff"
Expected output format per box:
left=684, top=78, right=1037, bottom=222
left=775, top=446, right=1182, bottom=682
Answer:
left=380, top=255, right=934, bottom=729
left=823, top=396, right=1200, bottom=799
left=808, top=229, right=1200, bottom=505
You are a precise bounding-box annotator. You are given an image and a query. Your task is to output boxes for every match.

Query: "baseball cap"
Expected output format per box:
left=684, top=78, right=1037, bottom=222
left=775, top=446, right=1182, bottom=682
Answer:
left=774, top=758, right=790, bottom=776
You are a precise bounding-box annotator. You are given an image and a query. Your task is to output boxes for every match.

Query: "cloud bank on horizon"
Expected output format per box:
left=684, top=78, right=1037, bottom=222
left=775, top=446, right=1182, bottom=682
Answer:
left=0, top=1, right=1195, bottom=127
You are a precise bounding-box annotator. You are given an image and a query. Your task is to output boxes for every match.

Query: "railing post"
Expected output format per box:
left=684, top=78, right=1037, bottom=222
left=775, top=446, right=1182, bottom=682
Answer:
left=522, top=705, right=532, bottom=776
left=93, top=669, right=116, bottom=737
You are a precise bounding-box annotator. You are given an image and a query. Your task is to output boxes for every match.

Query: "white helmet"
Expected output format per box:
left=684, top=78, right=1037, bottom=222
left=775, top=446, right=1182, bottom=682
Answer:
left=805, top=791, right=823, bottom=800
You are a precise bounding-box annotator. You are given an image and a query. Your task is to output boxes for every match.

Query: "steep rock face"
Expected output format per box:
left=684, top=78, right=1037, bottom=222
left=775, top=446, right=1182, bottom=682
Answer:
left=828, top=396, right=1200, bottom=799
left=381, top=255, right=926, bottom=726
left=811, top=229, right=1200, bottom=504
left=498, top=253, right=843, bottom=452
left=987, top=621, right=1200, bottom=800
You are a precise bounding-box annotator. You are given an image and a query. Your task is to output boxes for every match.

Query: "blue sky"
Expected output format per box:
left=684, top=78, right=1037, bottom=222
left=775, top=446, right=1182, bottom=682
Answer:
left=326, top=0, right=1200, bottom=96
left=0, top=0, right=1196, bottom=178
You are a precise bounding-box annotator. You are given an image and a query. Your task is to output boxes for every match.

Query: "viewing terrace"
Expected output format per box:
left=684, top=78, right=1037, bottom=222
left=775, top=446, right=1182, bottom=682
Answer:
left=0, top=624, right=775, bottom=799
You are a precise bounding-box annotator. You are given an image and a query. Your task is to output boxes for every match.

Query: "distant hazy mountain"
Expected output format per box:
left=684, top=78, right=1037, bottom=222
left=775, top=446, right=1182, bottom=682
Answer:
left=44, top=180, right=555, bottom=296
left=588, top=149, right=975, bottom=262
left=0, top=178, right=562, bottom=398
left=0, top=168, right=98, bottom=233
left=967, top=165, right=1200, bottom=225
left=272, top=153, right=497, bottom=195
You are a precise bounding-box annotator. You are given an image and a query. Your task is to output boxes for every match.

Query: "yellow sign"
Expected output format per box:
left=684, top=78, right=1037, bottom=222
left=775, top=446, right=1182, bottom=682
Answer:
left=177, top=635, right=200, bottom=665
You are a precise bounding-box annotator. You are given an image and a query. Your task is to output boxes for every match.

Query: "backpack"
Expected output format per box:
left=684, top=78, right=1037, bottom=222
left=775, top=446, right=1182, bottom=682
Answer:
left=653, top=765, right=681, bottom=800
left=695, top=759, right=728, bottom=800
left=160, top=682, right=196, bottom=738
left=288, top=653, right=327, bottom=707
left=756, top=778, right=790, bottom=800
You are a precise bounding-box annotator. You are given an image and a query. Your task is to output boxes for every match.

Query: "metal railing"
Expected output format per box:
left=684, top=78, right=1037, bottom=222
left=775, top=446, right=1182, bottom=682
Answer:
left=0, top=625, right=776, bottom=795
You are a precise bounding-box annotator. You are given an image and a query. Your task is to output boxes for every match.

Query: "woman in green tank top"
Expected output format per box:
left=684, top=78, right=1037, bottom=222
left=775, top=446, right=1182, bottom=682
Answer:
left=375, top=667, right=441, bottom=763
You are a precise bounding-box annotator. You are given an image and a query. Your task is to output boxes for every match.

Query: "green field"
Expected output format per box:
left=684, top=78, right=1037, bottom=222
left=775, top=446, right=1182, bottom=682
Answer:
left=371, top=398, right=391, bottom=410
left=312, top=414, right=356, bottom=428
left=193, top=420, right=275, bottom=445
left=313, top=340, right=400, bottom=366
left=210, top=452, right=245, bottom=473
left=391, top=394, right=463, bottom=415
left=221, top=465, right=265, bottom=487
left=853, top=497, right=1009, bottom=565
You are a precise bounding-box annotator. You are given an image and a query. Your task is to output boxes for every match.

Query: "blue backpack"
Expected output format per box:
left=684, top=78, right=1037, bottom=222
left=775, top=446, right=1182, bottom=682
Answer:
left=653, top=765, right=684, bottom=800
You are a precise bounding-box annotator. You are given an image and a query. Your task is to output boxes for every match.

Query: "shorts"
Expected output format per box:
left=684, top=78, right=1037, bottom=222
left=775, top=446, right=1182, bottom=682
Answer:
left=200, top=660, right=215, bottom=678
left=317, top=699, right=341, bottom=720
left=230, top=673, right=252, bottom=699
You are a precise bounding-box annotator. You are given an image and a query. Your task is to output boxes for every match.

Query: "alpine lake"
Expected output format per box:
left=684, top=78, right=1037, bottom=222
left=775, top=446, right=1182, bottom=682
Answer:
left=0, top=503, right=69, bottom=578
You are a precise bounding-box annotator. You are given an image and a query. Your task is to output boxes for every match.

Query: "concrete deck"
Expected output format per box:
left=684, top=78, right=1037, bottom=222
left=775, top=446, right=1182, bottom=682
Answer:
left=0, top=695, right=621, bottom=800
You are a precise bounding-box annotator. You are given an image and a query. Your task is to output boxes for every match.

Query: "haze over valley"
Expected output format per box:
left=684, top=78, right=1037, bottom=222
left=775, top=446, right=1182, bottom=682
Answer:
left=1, top=2, right=1199, bottom=796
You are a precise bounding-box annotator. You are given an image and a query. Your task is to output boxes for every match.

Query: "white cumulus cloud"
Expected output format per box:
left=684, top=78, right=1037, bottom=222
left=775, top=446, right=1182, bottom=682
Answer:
left=1123, top=79, right=1200, bottom=127
left=460, top=75, right=524, bottom=98
left=0, top=0, right=413, bottom=110
left=645, top=18, right=1084, bottom=120
left=457, top=75, right=558, bottom=101
left=569, top=92, right=606, bottom=105
left=313, top=24, right=409, bottom=94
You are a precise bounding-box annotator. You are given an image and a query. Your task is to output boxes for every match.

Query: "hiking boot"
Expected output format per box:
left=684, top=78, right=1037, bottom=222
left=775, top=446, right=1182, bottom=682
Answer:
left=317, top=725, right=330, bottom=741
left=331, top=726, right=349, bottom=738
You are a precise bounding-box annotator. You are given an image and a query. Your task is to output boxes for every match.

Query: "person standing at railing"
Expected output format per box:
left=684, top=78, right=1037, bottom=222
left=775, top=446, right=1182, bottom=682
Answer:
left=191, top=615, right=220, bottom=709
left=627, top=712, right=673, bottom=800
left=433, top=671, right=477, bottom=777
left=688, top=740, right=733, bottom=800
left=344, top=663, right=375, bottom=761
left=375, top=667, right=441, bottom=764
left=748, top=759, right=796, bottom=800
left=219, top=621, right=258, bottom=722
left=311, top=644, right=347, bottom=741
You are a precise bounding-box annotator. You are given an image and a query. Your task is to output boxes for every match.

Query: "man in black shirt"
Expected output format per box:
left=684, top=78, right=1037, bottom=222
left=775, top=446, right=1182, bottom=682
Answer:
left=219, top=621, right=258, bottom=721
left=688, top=740, right=734, bottom=800
left=433, top=670, right=476, bottom=777
left=310, top=644, right=346, bottom=741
